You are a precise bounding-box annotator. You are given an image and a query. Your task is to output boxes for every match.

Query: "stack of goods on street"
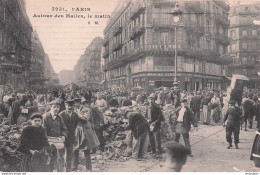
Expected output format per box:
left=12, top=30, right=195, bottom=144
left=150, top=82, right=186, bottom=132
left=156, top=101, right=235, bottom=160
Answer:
left=0, top=121, right=30, bottom=171
left=222, top=74, right=249, bottom=116
left=161, top=104, right=177, bottom=142
left=100, top=108, right=129, bottom=161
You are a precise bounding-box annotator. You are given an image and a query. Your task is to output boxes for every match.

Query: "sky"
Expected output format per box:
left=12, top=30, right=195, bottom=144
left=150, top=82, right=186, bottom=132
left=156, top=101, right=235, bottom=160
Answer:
left=25, top=0, right=119, bottom=73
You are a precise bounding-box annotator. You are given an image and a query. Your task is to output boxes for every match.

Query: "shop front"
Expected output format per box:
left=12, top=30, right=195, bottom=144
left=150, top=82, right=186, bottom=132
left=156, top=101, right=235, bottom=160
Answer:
left=131, top=71, right=227, bottom=93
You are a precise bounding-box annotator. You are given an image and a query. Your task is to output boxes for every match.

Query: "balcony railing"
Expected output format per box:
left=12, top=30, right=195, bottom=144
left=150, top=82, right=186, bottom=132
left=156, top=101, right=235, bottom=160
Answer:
left=102, top=49, right=109, bottom=58
left=129, top=25, right=145, bottom=40
left=130, top=4, right=145, bottom=20
left=185, top=2, right=204, bottom=13
left=103, top=35, right=109, bottom=46
left=215, top=14, right=229, bottom=26
left=215, top=33, right=229, bottom=45
left=112, top=42, right=123, bottom=52
left=102, top=44, right=230, bottom=70
left=213, top=1, right=230, bottom=10
left=184, top=21, right=204, bottom=36
left=112, top=24, right=122, bottom=37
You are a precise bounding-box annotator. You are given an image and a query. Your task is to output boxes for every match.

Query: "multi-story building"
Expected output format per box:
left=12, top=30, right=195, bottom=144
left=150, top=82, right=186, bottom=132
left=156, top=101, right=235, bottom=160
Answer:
left=59, top=70, right=75, bottom=85
left=74, top=55, right=86, bottom=86
left=74, top=37, right=103, bottom=89
left=228, top=3, right=260, bottom=89
left=102, top=0, right=231, bottom=92
left=0, top=0, right=33, bottom=88
left=44, top=55, right=59, bottom=87
left=29, top=31, right=45, bottom=88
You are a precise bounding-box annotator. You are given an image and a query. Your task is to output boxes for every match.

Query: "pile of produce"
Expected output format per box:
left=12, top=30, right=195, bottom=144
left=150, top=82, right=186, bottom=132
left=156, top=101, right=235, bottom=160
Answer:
left=0, top=121, right=30, bottom=171
left=161, top=104, right=176, bottom=142
left=100, top=107, right=132, bottom=161
left=98, top=104, right=177, bottom=161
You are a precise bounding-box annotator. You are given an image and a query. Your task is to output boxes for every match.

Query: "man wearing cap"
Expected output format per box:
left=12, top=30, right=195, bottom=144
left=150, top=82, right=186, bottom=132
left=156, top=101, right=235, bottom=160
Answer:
left=59, top=98, right=80, bottom=172
left=223, top=100, right=242, bottom=149
left=18, top=114, right=51, bottom=172
left=145, top=93, right=164, bottom=154
left=43, top=99, right=68, bottom=172
left=174, top=99, right=198, bottom=157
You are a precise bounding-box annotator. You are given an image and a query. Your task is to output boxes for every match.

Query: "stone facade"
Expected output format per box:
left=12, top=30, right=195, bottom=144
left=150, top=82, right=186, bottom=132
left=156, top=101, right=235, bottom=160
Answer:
left=102, top=0, right=231, bottom=92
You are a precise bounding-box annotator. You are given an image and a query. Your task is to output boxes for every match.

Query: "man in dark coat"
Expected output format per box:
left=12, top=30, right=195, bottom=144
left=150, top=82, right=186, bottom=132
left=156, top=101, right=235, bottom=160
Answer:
left=59, top=99, right=80, bottom=172
left=145, top=94, right=164, bottom=154
left=128, top=113, right=149, bottom=159
left=43, top=99, right=68, bottom=172
left=190, top=91, right=201, bottom=121
left=108, top=94, right=119, bottom=108
left=174, top=99, right=198, bottom=157
left=8, top=93, right=21, bottom=125
left=242, top=97, right=256, bottom=130
left=223, top=100, right=242, bottom=149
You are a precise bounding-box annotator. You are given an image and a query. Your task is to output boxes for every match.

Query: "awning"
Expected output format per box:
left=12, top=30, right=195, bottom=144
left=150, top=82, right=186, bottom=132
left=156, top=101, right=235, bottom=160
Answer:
left=225, top=77, right=232, bottom=80
left=99, top=80, right=105, bottom=84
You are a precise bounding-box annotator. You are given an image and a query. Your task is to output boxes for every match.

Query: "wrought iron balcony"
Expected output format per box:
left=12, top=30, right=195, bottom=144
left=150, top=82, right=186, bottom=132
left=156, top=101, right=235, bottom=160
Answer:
left=215, top=33, right=229, bottom=45
left=185, top=2, right=204, bottom=13
left=112, top=24, right=122, bottom=37
left=112, top=42, right=123, bottom=52
left=215, top=14, right=229, bottom=26
left=102, top=49, right=109, bottom=58
left=103, top=35, right=109, bottom=46
left=129, top=26, right=145, bottom=40
left=184, top=21, right=204, bottom=36
left=130, top=5, right=145, bottom=20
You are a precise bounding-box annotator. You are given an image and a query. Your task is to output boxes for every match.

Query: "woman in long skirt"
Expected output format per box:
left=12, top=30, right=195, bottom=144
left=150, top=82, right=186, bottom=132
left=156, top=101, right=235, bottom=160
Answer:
left=201, top=93, right=211, bottom=125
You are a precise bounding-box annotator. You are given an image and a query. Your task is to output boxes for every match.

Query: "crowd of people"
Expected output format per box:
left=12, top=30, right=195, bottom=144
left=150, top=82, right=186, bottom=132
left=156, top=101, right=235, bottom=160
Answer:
left=0, top=85, right=260, bottom=172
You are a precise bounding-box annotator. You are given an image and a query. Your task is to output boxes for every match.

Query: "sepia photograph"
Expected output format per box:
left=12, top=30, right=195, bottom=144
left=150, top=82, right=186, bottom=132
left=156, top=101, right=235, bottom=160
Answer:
left=0, top=0, right=260, bottom=173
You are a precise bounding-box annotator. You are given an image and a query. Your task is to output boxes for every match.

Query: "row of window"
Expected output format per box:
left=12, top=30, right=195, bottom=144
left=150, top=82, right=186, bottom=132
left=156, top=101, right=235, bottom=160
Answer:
left=230, top=29, right=258, bottom=38
left=106, top=56, right=227, bottom=80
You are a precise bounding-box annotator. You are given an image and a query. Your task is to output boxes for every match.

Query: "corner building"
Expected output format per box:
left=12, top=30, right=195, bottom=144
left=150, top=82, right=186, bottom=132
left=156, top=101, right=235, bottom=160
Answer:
left=228, top=3, right=260, bottom=89
left=102, top=0, right=231, bottom=92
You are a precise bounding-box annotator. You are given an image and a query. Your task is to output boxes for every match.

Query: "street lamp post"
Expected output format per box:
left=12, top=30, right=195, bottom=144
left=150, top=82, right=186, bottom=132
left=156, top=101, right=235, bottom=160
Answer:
left=169, top=3, right=183, bottom=90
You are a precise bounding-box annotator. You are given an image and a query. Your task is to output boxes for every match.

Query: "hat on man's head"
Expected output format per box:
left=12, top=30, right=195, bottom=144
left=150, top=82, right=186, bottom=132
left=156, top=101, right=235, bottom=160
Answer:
left=30, top=113, right=43, bottom=120
left=165, top=141, right=191, bottom=158
left=81, top=97, right=91, bottom=104
left=148, top=93, right=155, bottom=99
left=49, top=99, right=61, bottom=105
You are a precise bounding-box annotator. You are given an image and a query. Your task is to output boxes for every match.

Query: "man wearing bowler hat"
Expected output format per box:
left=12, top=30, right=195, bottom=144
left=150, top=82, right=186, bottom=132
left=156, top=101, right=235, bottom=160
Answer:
left=59, top=98, right=80, bottom=172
